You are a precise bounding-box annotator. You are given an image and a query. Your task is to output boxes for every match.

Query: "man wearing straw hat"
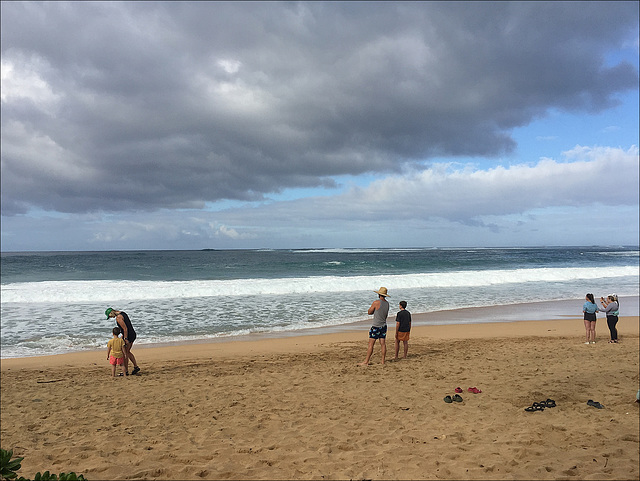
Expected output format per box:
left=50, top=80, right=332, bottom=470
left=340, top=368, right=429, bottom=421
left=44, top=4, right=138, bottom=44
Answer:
left=359, top=287, right=390, bottom=366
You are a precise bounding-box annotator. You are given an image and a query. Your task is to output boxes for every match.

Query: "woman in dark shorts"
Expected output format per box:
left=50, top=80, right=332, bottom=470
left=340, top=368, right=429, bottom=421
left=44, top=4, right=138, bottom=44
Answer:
left=582, top=293, right=598, bottom=345
left=106, top=308, right=141, bottom=375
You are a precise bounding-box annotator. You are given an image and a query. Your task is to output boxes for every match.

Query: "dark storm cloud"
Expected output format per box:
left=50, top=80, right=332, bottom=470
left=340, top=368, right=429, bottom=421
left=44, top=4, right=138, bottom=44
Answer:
left=1, top=1, right=638, bottom=215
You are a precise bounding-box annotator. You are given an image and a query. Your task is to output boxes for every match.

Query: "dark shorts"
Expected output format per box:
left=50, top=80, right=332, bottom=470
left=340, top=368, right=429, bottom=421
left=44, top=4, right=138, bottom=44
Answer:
left=369, top=325, right=387, bottom=339
left=584, top=312, right=596, bottom=322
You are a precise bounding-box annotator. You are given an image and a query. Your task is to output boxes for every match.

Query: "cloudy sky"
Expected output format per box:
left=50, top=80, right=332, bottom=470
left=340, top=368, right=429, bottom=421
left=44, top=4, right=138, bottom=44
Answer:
left=1, top=1, right=638, bottom=251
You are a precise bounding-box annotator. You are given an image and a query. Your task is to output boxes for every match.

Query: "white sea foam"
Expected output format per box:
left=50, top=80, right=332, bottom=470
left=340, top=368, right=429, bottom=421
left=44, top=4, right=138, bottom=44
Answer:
left=2, top=266, right=637, bottom=304
left=291, top=247, right=435, bottom=254
left=595, top=250, right=640, bottom=257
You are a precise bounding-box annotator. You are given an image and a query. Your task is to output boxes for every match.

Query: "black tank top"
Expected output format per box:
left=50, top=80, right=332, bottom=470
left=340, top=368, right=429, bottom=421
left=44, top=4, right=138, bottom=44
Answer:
left=117, top=311, right=136, bottom=339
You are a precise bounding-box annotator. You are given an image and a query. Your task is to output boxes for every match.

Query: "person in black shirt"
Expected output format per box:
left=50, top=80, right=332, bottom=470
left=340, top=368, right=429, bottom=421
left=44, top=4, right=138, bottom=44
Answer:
left=394, top=300, right=411, bottom=360
left=106, top=308, right=141, bottom=375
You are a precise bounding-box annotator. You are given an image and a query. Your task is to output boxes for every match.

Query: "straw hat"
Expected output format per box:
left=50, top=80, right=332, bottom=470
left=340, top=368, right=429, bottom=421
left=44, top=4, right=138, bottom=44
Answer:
left=374, top=287, right=389, bottom=297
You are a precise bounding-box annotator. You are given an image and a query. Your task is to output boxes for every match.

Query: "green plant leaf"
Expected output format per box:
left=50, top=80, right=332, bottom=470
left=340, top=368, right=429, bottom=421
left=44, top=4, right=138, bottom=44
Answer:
left=1, top=449, right=87, bottom=481
left=1, top=448, right=25, bottom=480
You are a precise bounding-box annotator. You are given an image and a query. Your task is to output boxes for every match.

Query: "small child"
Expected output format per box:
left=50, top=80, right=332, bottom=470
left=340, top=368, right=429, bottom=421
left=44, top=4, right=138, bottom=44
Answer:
left=394, top=300, right=412, bottom=360
left=107, top=326, right=126, bottom=377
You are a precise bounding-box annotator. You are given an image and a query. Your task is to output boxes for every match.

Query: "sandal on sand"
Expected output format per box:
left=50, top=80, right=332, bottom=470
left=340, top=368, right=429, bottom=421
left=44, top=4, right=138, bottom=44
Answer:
left=454, top=387, right=463, bottom=393
left=542, top=399, right=556, bottom=408
left=452, top=394, right=463, bottom=402
left=587, top=399, right=604, bottom=409
left=525, top=402, right=544, bottom=412
left=132, top=366, right=140, bottom=375
left=468, top=387, right=482, bottom=394
left=444, top=395, right=453, bottom=403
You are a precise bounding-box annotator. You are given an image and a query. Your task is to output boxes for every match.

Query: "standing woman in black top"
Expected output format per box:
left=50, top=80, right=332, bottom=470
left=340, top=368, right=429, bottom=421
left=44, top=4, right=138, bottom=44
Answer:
left=106, top=308, right=141, bottom=375
left=599, top=295, right=620, bottom=343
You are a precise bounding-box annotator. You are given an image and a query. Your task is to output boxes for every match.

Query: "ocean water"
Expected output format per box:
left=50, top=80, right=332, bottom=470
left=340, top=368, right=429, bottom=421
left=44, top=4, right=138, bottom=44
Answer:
left=1, top=246, right=638, bottom=359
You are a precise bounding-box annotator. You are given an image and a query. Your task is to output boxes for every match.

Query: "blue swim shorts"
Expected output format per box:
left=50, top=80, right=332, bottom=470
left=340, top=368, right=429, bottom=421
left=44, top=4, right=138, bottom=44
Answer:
left=369, top=325, right=387, bottom=339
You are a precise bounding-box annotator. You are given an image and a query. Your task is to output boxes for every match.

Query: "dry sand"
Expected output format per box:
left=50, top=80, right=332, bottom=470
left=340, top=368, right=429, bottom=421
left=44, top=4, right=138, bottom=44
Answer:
left=1, top=316, right=639, bottom=480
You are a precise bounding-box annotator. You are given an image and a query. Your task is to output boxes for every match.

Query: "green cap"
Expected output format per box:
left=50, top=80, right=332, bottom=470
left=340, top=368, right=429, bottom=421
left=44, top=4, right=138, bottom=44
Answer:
left=105, top=307, right=114, bottom=319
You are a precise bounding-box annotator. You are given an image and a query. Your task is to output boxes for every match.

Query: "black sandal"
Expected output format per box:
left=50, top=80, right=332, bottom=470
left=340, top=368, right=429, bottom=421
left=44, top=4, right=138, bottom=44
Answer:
left=532, top=402, right=545, bottom=411
left=525, top=402, right=545, bottom=412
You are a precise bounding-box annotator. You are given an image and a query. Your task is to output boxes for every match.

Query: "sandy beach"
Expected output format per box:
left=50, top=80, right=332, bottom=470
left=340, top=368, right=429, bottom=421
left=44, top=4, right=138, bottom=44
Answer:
left=1, top=315, right=639, bottom=480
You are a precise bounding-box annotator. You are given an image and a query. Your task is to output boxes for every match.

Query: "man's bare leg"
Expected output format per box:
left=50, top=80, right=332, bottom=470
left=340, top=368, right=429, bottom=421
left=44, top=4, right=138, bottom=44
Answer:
left=123, top=346, right=130, bottom=374
left=380, top=338, right=386, bottom=364
left=358, top=338, right=376, bottom=365
left=127, top=347, right=138, bottom=369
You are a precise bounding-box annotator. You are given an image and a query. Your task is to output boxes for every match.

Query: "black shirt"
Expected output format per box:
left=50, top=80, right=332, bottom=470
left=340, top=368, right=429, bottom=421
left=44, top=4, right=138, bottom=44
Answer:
left=117, top=311, right=136, bottom=342
left=396, top=309, right=411, bottom=332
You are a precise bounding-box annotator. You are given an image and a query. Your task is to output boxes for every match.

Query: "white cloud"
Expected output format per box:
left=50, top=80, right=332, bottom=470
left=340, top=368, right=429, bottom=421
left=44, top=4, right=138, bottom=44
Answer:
left=0, top=58, right=59, bottom=105
left=217, top=59, right=242, bottom=74
left=334, top=145, right=640, bottom=221
left=216, top=225, right=241, bottom=239
left=3, top=144, right=638, bottom=251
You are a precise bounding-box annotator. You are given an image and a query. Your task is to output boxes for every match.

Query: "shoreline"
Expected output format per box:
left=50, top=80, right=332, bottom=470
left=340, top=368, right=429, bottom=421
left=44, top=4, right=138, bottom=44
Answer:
left=1, top=296, right=637, bottom=362
left=2, top=314, right=638, bottom=370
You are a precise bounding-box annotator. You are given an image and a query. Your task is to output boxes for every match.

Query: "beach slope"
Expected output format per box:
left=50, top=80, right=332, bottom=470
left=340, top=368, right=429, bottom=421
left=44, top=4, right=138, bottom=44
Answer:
left=1, top=317, right=639, bottom=480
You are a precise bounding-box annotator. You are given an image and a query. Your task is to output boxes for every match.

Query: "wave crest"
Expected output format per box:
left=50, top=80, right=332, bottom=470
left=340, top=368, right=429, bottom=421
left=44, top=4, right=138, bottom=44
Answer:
left=2, top=266, right=636, bottom=303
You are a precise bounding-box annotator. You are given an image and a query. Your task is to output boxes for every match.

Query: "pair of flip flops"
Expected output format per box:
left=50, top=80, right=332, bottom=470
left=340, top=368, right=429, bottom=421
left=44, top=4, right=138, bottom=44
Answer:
left=444, top=394, right=463, bottom=403
left=587, top=399, right=604, bottom=409
left=454, top=386, right=482, bottom=394
left=524, top=399, right=556, bottom=412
